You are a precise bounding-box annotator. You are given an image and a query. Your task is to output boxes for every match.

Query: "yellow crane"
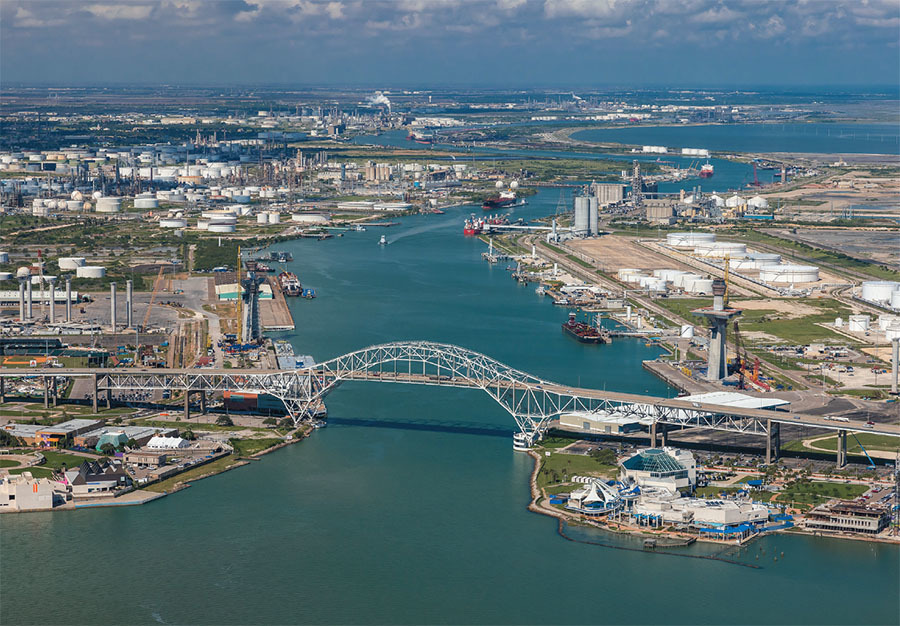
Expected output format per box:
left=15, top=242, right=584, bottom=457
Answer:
left=133, top=266, right=165, bottom=366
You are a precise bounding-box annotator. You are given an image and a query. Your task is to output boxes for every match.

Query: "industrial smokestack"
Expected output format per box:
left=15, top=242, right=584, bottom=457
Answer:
left=65, top=279, right=72, bottom=322
left=26, top=280, right=32, bottom=320
left=126, top=279, right=133, bottom=328
left=18, top=280, right=25, bottom=321
left=48, top=277, right=57, bottom=324
left=110, top=282, right=117, bottom=332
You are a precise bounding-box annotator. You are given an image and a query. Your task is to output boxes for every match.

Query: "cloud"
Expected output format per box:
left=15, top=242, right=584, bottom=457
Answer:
left=84, top=4, right=154, bottom=20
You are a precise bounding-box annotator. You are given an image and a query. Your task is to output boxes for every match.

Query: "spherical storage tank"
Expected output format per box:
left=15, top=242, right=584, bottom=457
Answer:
left=95, top=197, right=122, bottom=213
left=16, top=266, right=31, bottom=278
left=861, top=281, right=900, bottom=305
left=759, top=264, right=820, bottom=283
left=666, top=232, right=717, bottom=249
left=76, top=266, right=106, bottom=278
left=58, top=257, right=86, bottom=270
left=159, top=218, right=188, bottom=228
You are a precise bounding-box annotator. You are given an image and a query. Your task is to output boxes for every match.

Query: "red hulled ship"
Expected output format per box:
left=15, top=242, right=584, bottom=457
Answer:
left=562, top=312, right=610, bottom=344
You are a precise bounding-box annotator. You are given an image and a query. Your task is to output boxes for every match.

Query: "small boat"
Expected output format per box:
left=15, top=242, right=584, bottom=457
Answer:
left=353, top=224, right=367, bottom=232
left=535, top=286, right=546, bottom=296
left=379, top=235, right=387, bottom=245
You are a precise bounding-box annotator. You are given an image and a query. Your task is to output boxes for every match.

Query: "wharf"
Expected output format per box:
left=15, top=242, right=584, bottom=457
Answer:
left=641, top=359, right=709, bottom=394
left=259, top=277, right=296, bottom=331
left=366, top=222, right=401, bottom=227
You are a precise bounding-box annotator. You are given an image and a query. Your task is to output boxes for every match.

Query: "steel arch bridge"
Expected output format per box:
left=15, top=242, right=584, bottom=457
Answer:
left=6, top=341, right=899, bottom=455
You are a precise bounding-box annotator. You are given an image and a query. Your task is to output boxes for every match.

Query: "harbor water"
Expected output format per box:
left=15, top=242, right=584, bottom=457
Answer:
left=1, top=190, right=898, bottom=624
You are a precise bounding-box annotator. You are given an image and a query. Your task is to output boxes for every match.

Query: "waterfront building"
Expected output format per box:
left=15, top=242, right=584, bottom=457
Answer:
left=804, top=502, right=891, bottom=535
left=73, top=426, right=176, bottom=449
left=146, top=436, right=190, bottom=450
left=62, top=459, right=131, bottom=496
left=566, top=480, right=622, bottom=516
left=620, top=447, right=696, bottom=491
left=123, top=451, right=168, bottom=467
left=632, top=490, right=769, bottom=532
left=0, top=473, right=60, bottom=511
left=3, top=419, right=102, bottom=447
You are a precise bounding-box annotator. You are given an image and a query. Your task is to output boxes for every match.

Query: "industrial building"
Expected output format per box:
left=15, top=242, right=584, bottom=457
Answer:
left=558, top=411, right=642, bottom=435
left=3, top=419, right=102, bottom=447
left=804, top=502, right=891, bottom=535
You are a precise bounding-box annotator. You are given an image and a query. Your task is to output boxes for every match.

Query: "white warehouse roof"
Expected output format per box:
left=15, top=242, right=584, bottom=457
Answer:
left=682, top=392, right=790, bottom=411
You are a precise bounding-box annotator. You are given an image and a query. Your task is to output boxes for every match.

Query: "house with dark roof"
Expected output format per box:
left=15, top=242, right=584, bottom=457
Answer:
left=62, top=459, right=132, bottom=497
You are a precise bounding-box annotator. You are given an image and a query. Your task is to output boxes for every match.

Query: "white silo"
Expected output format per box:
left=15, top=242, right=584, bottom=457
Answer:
left=588, top=196, right=598, bottom=236
left=573, top=196, right=590, bottom=236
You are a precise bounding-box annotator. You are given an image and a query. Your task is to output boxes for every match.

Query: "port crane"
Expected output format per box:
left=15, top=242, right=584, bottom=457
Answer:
left=850, top=432, right=877, bottom=470
left=133, top=266, right=165, bottom=367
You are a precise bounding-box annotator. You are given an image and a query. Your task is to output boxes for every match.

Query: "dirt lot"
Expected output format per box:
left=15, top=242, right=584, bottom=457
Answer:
left=569, top=235, right=698, bottom=274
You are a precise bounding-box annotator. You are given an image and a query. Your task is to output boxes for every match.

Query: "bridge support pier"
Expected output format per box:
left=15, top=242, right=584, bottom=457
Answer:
left=765, top=419, right=780, bottom=465
left=105, top=387, right=112, bottom=410
left=51, top=377, right=57, bottom=407
left=0, top=377, right=5, bottom=404
left=92, top=374, right=98, bottom=413
left=659, top=424, right=667, bottom=447
left=43, top=377, right=49, bottom=408
left=199, top=391, right=206, bottom=414
left=184, top=391, right=190, bottom=421
left=650, top=421, right=658, bottom=448
left=837, top=429, right=847, bottom=468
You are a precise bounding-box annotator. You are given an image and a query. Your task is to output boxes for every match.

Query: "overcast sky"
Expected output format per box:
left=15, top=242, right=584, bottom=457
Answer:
left=2, top=0, right=898, bottom=88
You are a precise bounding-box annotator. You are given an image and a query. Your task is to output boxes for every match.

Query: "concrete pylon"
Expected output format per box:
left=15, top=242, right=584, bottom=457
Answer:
left=48, top=277, right=57, bottom=324
left=65, top=279, right=72, bottom=322
left=126, top=279, right=133, bottom=328
left=25, top=280, right=33, bottom=320
left=692, top=279, right=741, bottom=382
left=110, top=282, right=117, bottom=332
left=837, top=430, right=848, bottom=468
left=17, top=280, right=26, bottom=321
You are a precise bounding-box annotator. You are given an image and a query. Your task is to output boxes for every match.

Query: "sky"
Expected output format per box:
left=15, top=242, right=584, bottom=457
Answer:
left=2, top=0, right=899, bottom=88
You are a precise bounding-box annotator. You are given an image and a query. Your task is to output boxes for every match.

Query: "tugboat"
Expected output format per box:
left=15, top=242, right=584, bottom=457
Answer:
left=562, top=312, right=609, bottom=344
left=483, top=180, right=519, bottom=211
left=352, top=224, right=367, bottom=232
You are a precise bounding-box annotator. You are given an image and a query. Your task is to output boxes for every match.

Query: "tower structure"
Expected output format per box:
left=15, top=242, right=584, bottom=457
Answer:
left=692, top=279, right=742, bottom=382
left=631, top=160, right=643, bottom=208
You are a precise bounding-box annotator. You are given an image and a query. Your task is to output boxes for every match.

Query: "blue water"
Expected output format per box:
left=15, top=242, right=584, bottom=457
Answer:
left=572, top=123, right=900, bottom=155
left=1, top=189, right=898, bottom=625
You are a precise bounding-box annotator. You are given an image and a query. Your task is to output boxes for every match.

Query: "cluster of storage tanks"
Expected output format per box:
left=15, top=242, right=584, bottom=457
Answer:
left=860, top=281, right=900, bottom=310
left=838, top=314, right=900, bottom=339
left=665, top=232, right=820, bottom=284
left=573, top=195, right=600, bottom=237
left=617, top=268, right=715, bottom=295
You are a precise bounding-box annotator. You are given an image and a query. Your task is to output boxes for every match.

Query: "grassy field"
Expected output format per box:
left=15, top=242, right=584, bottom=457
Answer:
left=775, top=480, right=868, bottom=510
left=694, top=485, right=747, bottom=498
left=229, top=438, right=283, bottom=456
left=0, top=459, right=19, bottom=468
left=655, top=297, right=854, bottom=345
left=536, top=451, right=617, bottom=489
left=9, top=466, right=54, bottom=478
left=803, top=433, right=900, bottom=454
left=142, top=455, right=245, bottom=493
left=41, top=450, right=97, bottom=470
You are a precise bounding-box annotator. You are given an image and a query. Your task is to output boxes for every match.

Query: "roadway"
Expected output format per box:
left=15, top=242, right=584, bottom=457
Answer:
left=6, top=366, right=898, bottom=438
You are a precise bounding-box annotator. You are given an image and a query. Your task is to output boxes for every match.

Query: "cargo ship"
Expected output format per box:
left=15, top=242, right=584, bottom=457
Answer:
left=483, top=180, right=519, bottom=211
left=699, top=162, right=714, bottom=178
left=562, top=312, right=610, bottom=344
left=463, top=215, right=484, bottom=236
left=407, top=130, right=434, bottom=145
left=278, top=271, right=302, bottom=297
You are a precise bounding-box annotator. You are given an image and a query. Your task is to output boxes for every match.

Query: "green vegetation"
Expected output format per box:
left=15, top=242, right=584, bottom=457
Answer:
left=142, top=455, right=246, bottom=493
left=539, top=436, right=576, bottom=449
left=536, top=451, right=617, bottom=489
left=0, top=459, right=20, bottom=468
left=229, top=438, right=282, bottom=456
left=9, top=466, right=53, bottom=478
left=803, top=433, right=900, bottom=454
left=193, top=239, right=240, bottom=272
left=694, top=485, right=747, bottom=498
left=775, top=480, right=868, bottom=510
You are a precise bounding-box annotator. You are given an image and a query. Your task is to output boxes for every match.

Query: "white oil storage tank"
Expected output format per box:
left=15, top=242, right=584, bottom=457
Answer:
left=267, top=212, right=281, bottom=224
left=95, top=197, right=122, bottom=213
left=861, top=281, right=900, bottom=304
left=891, top=290, right=900, bottom=310
left=665, top=232, right=714, bottom=249
left=759, top=264, right=820, bottom=283
left=208, top=222, right=236, bottom=233
left=687, top=278, right=714, bottom=295
left=848, top=315, right=870, bottom=332
left=76, top=265, right=106, bottom=278
left=196, top=219, right=210, bottom=230
left=66, top=200, right=84, bottom=211
left=58, top=257, right=87, bottom=270
left=256, top=213, right=269, bottom=225
left=159, top=218, right=188, bottom=229
left=693, top=242, right=747, bottom=258
left=291, top=213, right=329, bottom=224
left=134, top=197, right=160, bottom=210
